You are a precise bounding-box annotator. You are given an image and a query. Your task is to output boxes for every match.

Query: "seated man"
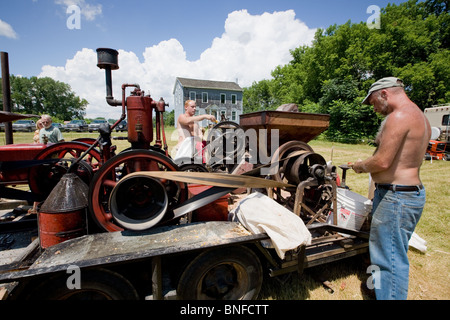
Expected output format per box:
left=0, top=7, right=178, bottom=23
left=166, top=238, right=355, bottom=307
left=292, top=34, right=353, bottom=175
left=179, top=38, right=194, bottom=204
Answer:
left=174, top=100, right=216, bottom=163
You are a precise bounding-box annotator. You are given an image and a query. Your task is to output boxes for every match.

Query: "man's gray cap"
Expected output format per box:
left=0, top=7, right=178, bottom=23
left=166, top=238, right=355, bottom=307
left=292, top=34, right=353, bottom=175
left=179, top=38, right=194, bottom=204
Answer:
left=362, top=77, right=404, bottom=105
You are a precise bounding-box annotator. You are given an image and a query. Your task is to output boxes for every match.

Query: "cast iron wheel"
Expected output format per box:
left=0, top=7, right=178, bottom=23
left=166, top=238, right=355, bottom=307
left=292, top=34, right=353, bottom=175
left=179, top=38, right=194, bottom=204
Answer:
left=88, top=149, right=188, bottom=232
left=270, top=140, right=314, bottom=184
left=206, top=121, right=245, bottom=169
left=268, top=141, right=314, bottom=209
left=20, top=268, right=139, bottom=300
left=179, top=163, right=209, bottom=172
left=28, top=141, right=102, bottom=199
left=177, top=246, right=262, bottom=300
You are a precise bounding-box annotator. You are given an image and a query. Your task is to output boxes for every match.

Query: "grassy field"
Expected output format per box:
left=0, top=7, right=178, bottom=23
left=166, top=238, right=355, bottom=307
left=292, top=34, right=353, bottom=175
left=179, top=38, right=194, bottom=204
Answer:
left=2, top=128, right=449, bottom=300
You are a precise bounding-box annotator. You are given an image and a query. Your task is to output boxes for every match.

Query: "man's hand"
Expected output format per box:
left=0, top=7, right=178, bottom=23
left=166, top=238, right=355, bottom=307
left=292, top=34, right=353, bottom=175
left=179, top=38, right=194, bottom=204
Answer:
left=207, top=115, right=217, bottom=123
left=351, top=159, right=366, bottom=174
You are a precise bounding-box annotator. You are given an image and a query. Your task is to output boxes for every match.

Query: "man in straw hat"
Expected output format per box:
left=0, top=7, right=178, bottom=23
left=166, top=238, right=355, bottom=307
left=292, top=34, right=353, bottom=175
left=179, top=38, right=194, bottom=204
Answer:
left=352, top=77, right=431, bottom=299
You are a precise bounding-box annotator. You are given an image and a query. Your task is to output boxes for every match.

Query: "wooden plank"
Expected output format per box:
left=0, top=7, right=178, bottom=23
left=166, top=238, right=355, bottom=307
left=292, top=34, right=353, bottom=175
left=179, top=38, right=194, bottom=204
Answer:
left=0, top=286, right=8, bottom=300
left=151, top=256, right=163, bottom=300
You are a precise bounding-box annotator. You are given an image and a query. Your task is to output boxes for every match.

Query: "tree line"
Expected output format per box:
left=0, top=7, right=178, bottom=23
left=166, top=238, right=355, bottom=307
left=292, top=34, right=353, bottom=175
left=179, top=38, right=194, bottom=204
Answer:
left=0, top=75, right=87, bottom=122
left=243, top=0, right=449, bottom=143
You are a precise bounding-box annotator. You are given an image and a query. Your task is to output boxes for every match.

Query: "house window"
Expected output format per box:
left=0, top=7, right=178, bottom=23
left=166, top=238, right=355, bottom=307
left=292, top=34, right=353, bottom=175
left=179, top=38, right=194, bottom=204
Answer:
left=231, top=111, right=237, bottom=121
left=220, top=94, right=226, bottom=104
left=189, top=91, right=196, bottom=101
left=231, top=94, right=237, bottom=104
left=202, top=92, right=208, bottom=103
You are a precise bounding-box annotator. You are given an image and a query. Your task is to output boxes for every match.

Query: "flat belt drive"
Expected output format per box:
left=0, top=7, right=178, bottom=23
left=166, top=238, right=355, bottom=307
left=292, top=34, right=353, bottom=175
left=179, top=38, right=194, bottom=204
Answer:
left=123, top=149, right=310, bottom=220
left=123, top=171, right=294, bottom=219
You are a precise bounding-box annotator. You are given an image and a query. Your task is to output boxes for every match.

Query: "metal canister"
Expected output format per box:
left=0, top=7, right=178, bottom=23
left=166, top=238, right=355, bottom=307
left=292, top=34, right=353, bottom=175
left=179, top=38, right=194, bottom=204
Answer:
left=126, top=95, right=154, bottom=149
left=38, top=173, right=89, bottom=248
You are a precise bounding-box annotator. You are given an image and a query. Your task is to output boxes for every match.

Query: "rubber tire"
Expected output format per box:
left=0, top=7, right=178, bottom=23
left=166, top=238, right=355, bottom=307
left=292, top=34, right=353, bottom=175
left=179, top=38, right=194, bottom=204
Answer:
left=21, top=268, right=139, bottom=300
left=177, top=245, right=262, bottom=300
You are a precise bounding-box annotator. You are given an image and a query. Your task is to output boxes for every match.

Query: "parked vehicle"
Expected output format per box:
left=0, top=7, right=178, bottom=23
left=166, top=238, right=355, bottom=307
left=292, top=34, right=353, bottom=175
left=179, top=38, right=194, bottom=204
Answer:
left=424, top=105, right=449, bottom=160
left=52, top=123, right=64, bottom=130
left=64, top=120, right=88, bottom=132
left=88, top=119, right=109, bottom=132
left=115, top=120, right=128, bottom=132
left=424, top=105, right=450, bottom=142
left=12, top=120, right=36, bottom=132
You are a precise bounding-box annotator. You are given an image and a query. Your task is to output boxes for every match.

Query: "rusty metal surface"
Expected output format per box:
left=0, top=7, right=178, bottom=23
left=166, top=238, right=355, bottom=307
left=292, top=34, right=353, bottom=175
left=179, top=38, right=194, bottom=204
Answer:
left=0, top=221, right=269, bottom=282
left=239, top=111, right=330, bottom=145
left=40, top=173, right=89, bottom=213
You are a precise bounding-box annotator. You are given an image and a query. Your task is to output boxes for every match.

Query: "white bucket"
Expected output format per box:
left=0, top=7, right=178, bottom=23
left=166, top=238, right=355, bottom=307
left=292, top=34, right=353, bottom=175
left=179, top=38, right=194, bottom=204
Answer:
left=328, top=188, right=372, bottom=231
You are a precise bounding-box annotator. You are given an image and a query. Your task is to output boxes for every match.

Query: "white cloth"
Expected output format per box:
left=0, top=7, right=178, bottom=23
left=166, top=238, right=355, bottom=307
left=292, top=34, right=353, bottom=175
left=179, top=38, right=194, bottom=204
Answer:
left=230, top=192, right=312, bottom=259
left=409, top=232, right=427, bottom=253
left=173, top=137, right=195, bottom=161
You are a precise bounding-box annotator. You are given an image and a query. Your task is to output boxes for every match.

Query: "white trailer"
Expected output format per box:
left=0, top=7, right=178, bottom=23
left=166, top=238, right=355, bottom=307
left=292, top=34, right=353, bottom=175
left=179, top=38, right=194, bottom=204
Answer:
left=424, top=105, right=450, bottom=142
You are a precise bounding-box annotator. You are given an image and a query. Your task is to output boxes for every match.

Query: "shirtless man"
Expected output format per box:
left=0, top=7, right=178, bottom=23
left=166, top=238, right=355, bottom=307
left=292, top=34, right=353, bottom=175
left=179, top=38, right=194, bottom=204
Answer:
left=174, top=100, right=216, bottom=161
left=352, top=77, right=431, bottom=300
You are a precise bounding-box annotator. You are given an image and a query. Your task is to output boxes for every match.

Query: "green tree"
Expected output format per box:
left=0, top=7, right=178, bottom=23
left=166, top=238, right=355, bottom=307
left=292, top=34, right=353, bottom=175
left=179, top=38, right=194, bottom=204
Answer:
left=164, top=109, right=175, bottom=126
left=243, top=0, right=450, bottom=141
left=1, top=76, right=88, bottom=120
left=243, top=80, right=278, bottom=113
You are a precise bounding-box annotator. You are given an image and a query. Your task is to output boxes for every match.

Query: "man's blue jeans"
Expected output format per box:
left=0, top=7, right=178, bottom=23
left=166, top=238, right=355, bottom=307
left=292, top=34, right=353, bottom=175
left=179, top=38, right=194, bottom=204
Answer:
left=369, top=186, right=425, bottom=300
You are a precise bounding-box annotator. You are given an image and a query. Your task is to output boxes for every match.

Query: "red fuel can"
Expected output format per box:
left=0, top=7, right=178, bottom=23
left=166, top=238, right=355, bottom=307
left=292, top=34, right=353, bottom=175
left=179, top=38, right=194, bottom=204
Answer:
left=38, top=173, right=89, bottom=248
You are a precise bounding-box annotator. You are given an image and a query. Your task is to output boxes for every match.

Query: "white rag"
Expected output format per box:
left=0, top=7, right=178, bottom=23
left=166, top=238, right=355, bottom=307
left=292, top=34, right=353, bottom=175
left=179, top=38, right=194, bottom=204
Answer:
left=173, top=137, right=195, bottom=161
left=230, top=192, right=312, bottom=259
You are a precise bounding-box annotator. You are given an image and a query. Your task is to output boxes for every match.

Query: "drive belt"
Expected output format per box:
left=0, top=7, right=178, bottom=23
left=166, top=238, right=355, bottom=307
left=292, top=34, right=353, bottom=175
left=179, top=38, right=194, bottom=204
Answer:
left=122, top=171, right=294, bottom=219
left=124, top=171, right=294, bottom=189
left=122, top=149, right=311, bottom=220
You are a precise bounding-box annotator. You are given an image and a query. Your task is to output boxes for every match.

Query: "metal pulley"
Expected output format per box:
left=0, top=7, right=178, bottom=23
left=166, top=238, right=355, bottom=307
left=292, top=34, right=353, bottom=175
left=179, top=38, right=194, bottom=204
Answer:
left=109, top=174, right=169, bottom=231
left=283, top=151, right=327, bottom=185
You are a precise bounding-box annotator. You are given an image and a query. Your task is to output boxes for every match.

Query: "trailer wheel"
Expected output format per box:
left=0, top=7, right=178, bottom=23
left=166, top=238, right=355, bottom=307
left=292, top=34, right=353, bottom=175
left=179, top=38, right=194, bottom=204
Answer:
left=177, top=246, right=262, bottom=300
left=22, top=268, right=139, bottom=300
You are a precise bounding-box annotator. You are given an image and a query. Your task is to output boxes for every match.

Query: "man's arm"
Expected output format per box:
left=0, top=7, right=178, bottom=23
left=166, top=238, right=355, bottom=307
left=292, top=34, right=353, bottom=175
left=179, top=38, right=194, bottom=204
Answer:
left=178, top=114, right=216, bottom=126
left=56, top=128, right=65, bottom=142
left=352, top=112, right=408, bottom=174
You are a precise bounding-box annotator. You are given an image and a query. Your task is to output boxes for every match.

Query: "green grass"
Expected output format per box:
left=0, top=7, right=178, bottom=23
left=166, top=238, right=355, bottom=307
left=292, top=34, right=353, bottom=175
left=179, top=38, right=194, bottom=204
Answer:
left=2, top=129, right=449, bottom=300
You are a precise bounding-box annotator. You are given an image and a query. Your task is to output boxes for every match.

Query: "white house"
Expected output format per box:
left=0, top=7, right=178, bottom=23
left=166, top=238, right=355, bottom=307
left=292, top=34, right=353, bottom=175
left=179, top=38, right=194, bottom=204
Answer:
left=173, top=77, right=243, bottom=128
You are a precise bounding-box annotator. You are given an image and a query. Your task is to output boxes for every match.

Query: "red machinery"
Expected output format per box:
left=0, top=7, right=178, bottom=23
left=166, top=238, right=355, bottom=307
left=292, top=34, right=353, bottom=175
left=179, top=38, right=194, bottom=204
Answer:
left=426, top=140, right=449, bottom=160
left=1, top=48, right=332, bottom=240
left=0, top=48, right=187, bottom=233
left=87, top=48, right=188, bottom=232
left=0, top=140, right=100, bottom=202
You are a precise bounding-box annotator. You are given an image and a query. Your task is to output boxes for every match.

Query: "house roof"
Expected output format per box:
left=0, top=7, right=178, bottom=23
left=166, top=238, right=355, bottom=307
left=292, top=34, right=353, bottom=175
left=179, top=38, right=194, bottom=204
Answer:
left=175, top=77, right=243, bottom=92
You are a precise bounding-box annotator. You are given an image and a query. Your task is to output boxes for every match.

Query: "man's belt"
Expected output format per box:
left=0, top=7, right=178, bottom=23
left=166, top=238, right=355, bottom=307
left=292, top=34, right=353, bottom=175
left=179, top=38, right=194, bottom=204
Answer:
left=375, top=184, right=424, bottom=192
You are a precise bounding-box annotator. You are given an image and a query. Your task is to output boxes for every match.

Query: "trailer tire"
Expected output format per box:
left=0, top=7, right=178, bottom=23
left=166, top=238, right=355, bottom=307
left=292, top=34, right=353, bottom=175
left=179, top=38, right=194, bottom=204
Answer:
left=22, top=268, right=139, bottom=300
left=177, top=245, right=262, bottom=300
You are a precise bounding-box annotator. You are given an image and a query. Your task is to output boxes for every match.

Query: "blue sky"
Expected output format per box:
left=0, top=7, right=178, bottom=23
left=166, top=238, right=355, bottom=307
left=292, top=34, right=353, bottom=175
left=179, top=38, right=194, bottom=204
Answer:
left=0, top=0, right=409, bottom=118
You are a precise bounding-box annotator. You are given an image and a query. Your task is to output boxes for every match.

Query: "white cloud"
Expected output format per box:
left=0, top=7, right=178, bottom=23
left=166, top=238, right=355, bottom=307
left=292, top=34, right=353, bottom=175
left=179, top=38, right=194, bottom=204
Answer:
left=55, top=0, right=102, bottom=21
left=0, top=19, right=18, bottom=39
left=39, top=10, right=316, bottom=119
